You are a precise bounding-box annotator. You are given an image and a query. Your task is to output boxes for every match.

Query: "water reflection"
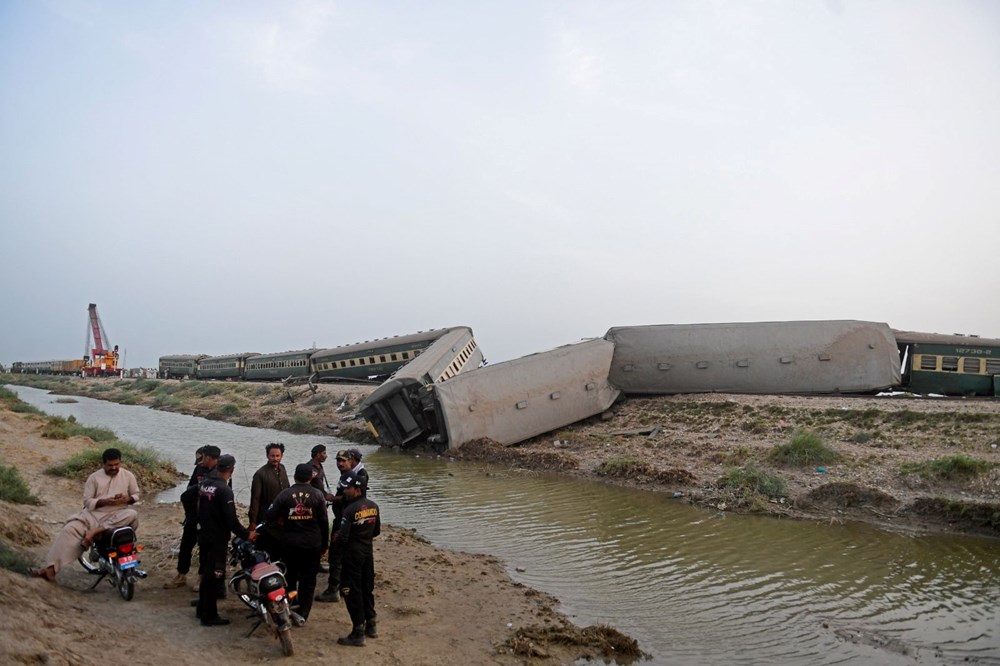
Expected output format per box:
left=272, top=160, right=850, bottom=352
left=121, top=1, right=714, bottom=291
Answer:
left=8, top=384, right=1000, bottom=665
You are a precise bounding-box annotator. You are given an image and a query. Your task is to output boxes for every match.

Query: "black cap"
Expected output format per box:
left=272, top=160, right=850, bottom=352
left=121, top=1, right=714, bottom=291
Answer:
left=345, top=448, right=363, bottom=461
left=217, top=454, right=236, bottom=472
left=294, top=463, right=314, bottom=483
left=343, top=473, right=367, bottom=490
left=202, top=445, right=221, bottom=460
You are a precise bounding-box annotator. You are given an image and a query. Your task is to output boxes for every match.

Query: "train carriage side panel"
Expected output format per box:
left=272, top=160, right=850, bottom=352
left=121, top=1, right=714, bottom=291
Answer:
left=197, top=353, right=260, bottom=380
left=433, top=339, right=619, bottom=449
left=244, top=350, right=312, bottom=381
left=606, top=320, right=900, bottom=395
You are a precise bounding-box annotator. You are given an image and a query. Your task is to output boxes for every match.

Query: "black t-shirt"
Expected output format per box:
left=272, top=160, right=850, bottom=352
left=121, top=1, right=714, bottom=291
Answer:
left=335, top=495, right=380, bottom=556
left=266, top=482, right=329, bottom=551
left=190, top=475, right=249, bottom=546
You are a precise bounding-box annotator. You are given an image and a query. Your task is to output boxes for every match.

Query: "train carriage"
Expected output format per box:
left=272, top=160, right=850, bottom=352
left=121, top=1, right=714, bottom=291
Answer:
left=362, top=338, right=616, bottom=451
left=159, top=354, right=207, bottom=379
left=197, top=352, right=260, bottom=380
left=244, top=349, right=313, bottom=381
left=605, top=320, right=901, bottom=395
left=309, top=328, right=450, bottom=382
left=893, top=331, right=1000, bottom=397
left=358, top=326, right=483, bottom=446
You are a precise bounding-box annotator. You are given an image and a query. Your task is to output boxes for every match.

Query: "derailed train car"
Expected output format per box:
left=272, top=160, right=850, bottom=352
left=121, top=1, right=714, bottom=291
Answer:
left=605, top=320, right=901, bottom=395
left=361, top=338, right=620, bottom=451
left=358, top=327, right=484, bottom=447
left=893, top=330, right=1000, bottom=397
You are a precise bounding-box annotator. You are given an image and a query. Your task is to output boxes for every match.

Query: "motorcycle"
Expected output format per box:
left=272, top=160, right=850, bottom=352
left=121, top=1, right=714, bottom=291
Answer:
left=78, top=525, right=147, bottom=600
left=228, top=535, right=295, bottom=657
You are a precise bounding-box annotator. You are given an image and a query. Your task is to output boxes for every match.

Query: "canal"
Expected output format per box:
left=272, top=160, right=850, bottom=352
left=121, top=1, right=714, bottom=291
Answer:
left=8, top=384, right=999, bottom=665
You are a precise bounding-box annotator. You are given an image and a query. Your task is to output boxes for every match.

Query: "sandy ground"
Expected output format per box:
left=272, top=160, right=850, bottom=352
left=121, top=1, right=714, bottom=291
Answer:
left=0, top=406, right=607, bottom=666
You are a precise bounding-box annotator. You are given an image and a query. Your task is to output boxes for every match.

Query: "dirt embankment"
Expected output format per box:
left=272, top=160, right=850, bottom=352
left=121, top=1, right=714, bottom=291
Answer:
left=0, top=401, right=638, bottom=665
left=9, top=375, right=1000, bottom=539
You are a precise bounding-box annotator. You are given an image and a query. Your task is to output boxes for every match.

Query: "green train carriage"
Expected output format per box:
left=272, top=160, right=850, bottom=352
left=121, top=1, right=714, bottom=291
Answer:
left=197, top=352, right=260, bottom=380
left=244, top=349, right=313, bottom=381
left=894, top=330, right=1000, bottom=397
left=309, top=328, right=450, bottom=382
left=158, top=354, right=207, bottom=379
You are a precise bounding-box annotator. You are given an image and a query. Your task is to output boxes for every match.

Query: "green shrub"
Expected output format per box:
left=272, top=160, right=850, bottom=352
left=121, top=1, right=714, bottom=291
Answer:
left=151, top=394, right=182, bottom=409
left=0, top=464, right=41, bottom=504
left=285, top=414, right=312, bottom=433
left=769, top=430, right=839, bottom=467
left=219, top=403, right=241, bottom=417
left=595, top=456, right=645, bottom=477
left=133, top=379, right=161, bottom=393
left=0, top=539, right=35, bottom=573
left=719, top=464, right=787, bottom=498
left=900, top=455, right=996, bottom=480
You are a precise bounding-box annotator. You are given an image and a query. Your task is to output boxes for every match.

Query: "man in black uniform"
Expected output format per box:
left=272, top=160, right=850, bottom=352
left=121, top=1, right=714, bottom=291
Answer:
left=165, top=445, right=220, bottom=590
left=266, top=463, right=329, bottom=624
left=335, top=472, right=380, bottom=647
left=183, top=454, right=254, bottom=627
left=317, top=449, right=369, bottom=603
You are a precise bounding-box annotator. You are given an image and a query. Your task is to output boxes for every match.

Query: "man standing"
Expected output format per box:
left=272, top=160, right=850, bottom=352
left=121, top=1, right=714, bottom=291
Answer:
left=266, top=463, right=329, bottom=624
left=164, top=445, right=220, bottom=589
left=335, top=472, right=380, bottom=647
left=316, top=448, right=367, bottom=602
left=185, top=454, right=253, bottom=627
left=308, top=444, right=335, bottom=503
left=30, top=448, right=140, bottom=582
left=249, top=442, right=289, bottom=562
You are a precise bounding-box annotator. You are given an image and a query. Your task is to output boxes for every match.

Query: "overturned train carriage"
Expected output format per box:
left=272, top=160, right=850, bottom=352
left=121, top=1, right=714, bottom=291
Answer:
left=358, top=327, right=484, bottom=447
left=361, top=338, right=620, bottom=451
left=605, top=320, right=901, bottom=395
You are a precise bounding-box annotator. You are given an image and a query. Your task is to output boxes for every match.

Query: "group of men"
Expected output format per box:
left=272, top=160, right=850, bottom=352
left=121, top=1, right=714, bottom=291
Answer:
left=32, top=442, right=381, bottom=647
left=173, top=442, right=380, bottom=645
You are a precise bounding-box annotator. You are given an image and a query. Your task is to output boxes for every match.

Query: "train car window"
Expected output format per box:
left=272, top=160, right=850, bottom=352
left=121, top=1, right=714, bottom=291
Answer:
left=350, top=360, right=356, bottom=367
left=962, top=358, right=982, bottom=374
left=359, top=358, right=366, bottom=365
left=391, top=354, right=398, bottom=361
left=941, top=356, right=959, bottom=372
left=380, top=355, right=386, bottom=363
left=402, top=352, right=410, bottom=359
left=986, top=359, right=1000, bottom=374
left=919, top=355, right=937, bottom=371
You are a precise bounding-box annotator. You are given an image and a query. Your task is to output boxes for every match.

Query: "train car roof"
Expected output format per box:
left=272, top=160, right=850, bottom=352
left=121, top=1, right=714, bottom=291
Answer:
left=159, top=354, right=208, bottom=361
left=200, top=352, right=260, bottom=361
left=892, top=330, right=1000, bottom=347
left=309, top=327, right=462, bottom=360
left=247, top=349, right=317, bottom=360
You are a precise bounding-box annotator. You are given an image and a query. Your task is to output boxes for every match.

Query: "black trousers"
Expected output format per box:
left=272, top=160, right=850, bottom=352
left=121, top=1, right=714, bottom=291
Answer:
left=197, top=540, right=228, bottom=621
left=283, top=545, right=321, bottom=619
left=177, top=519, right=198, bottom=575
left=324, top=540, right=344, bottom=590
left=339, top=550, right=375, bottom=628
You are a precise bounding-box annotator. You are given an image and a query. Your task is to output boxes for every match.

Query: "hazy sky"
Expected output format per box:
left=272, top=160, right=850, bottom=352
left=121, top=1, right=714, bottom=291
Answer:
left=2, top=1, right=999, bottom=369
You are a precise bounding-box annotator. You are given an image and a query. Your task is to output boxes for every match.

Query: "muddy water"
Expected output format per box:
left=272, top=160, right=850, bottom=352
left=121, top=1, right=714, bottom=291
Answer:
left=9, top=385, right=1000, bottom=665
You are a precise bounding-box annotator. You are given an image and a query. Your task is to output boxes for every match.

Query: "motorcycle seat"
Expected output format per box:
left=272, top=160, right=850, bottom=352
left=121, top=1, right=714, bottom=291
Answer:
left=250, top=562, right=282, bottom=582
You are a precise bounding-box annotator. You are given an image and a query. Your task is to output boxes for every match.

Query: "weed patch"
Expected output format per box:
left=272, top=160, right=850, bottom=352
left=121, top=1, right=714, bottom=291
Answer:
left=0, top=464, right=41, bottom=504
left=718, top=464, right=786, bottom=498
left=900, top=455, right=996, bottom=480
left=769, top=430, right=839, bottom=467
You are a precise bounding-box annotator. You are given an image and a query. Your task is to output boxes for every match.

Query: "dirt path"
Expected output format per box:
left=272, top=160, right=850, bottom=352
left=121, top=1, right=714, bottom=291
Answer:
left=0, top=408, right=603, bottom=665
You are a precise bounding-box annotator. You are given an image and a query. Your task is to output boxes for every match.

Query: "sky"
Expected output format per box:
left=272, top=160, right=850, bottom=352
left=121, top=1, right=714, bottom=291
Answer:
left=2, top=0, right=999, bottom=370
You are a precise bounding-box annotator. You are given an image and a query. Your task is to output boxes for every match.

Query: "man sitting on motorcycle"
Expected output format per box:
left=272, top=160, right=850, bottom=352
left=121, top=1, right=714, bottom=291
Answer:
left=30, top=447, right=140, bottom=582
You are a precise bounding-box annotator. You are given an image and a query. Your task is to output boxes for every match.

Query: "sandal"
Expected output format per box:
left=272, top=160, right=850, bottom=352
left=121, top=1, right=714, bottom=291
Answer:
left=28, top=567, right=55, bottom=581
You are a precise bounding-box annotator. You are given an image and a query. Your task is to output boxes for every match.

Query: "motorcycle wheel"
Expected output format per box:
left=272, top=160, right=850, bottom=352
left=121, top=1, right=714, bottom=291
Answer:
left=118, top=572, right=135, bottom=601
left=279, top=629, right=294, bottom=657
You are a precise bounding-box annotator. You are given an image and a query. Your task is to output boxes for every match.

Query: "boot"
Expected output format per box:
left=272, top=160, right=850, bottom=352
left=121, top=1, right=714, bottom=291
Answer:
left=316, top=587, right=340, bottom=603
left=337, top=625, right=366, bottom=647
left=365, top=619, right=378, bottom=638
left=163, top=572, right=187, bottom=589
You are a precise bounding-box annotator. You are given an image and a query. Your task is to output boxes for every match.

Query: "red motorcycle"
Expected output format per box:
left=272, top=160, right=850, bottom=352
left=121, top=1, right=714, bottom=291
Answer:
left=228, top=537, right=295, bottom=657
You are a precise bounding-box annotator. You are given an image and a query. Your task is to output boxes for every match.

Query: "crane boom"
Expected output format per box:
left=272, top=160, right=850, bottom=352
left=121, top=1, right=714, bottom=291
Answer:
left=82, top=303, right=121, bottom=377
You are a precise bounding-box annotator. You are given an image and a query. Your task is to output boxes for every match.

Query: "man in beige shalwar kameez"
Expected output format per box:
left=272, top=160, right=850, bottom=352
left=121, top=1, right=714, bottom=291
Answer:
left=30, top=447, right=140, bottom=581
